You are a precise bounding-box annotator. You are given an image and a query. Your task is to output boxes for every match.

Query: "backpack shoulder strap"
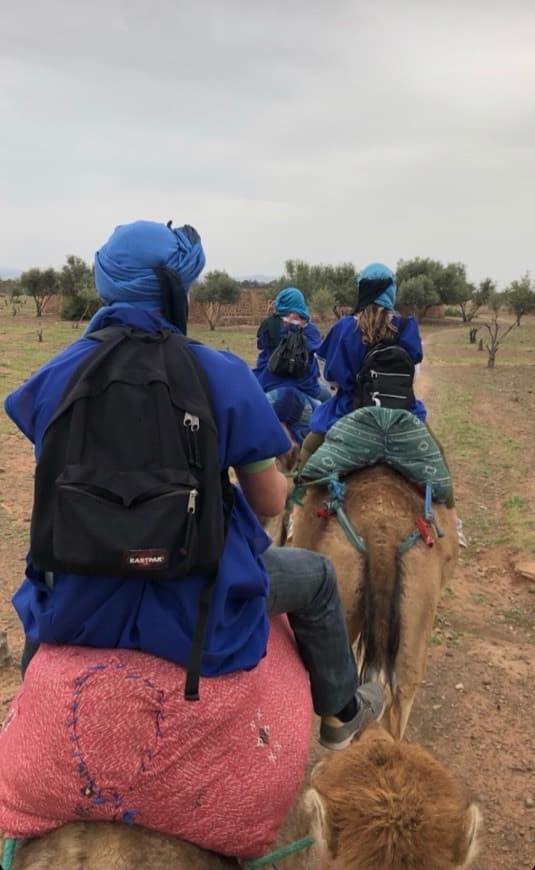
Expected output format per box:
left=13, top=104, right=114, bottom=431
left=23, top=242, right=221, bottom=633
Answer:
left=260, top=314, right=282, bottom=349
left=88, top=326, right=132, bottom=343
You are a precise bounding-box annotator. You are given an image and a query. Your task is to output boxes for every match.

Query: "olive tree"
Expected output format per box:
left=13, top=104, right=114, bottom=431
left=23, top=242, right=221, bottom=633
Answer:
left=192, top=270, right=241, bottom=330
left=19, top=267, right=59, bottom=317
left=505, top=273, right=535, bottom=326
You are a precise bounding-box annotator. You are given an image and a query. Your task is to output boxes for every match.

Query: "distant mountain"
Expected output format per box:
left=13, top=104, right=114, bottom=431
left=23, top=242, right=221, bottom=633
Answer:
left=0, top=267, right=21, bottom=279
left=234, top=273, right=277, bottom=284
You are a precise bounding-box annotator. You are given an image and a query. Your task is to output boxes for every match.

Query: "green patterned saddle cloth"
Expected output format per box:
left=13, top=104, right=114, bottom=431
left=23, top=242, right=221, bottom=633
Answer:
left=302, top=407, right=452, bottom=504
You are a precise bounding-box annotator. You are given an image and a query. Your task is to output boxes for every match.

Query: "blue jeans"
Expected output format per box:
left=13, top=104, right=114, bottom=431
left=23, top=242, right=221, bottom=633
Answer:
left=264, top=546, right=358, bottom=716
left=21, top=549, right=358, bottom=717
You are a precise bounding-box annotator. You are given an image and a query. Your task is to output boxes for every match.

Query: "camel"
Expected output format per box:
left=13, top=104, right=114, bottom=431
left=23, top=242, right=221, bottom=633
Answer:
left=10, top=723, right=480, bottom=869
left=291, top=465, right=458, bottom=739
left=5, top=438, right=471, bottom=868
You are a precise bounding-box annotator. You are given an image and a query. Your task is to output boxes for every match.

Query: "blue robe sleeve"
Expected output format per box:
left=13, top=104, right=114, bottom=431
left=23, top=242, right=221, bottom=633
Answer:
left=399, top=316, right=423, bottom=364
left=190, top=346, right=291, bottom=468
left=303, top=321, right=322, bottom=354
left=321, top=317, right=363, bottom=390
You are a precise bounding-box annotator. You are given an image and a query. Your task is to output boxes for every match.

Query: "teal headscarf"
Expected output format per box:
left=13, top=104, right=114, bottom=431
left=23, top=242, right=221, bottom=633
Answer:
left=274, top=287, right=309, bottom=320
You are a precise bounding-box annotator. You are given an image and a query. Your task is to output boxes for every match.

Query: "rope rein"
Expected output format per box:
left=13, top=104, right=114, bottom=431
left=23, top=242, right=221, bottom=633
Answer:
left=242, top=835, right=314, bottom=868
left=288, top=471, right=444, bottom=557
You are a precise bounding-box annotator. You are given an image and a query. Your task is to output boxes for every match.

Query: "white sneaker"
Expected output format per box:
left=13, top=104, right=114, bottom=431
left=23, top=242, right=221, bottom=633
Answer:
left=456, top=518, right=468, bottom=548
left=286, top=509, right=295, bottom=543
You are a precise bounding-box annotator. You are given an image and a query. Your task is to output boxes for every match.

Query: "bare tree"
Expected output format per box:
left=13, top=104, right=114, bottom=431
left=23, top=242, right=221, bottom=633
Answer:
left=481, top=312, right=517, bottom=368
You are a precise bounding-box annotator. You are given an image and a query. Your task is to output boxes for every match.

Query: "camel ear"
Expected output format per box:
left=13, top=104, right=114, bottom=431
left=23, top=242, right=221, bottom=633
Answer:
left=461, top=804, right=482, bottom=868
left=303, top=787, right=333, bottom=862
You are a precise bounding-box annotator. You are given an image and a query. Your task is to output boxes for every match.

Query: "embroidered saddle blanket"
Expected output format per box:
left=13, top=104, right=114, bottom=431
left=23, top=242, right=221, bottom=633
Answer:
left=0, top=616, right=311, bottom=858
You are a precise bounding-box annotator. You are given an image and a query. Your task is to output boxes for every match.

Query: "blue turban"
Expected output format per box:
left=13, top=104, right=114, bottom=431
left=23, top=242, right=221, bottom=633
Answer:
left=355, top=262, right=397, bottom=311
left=94, top=220, right=206, bottom=309
left=274, top=287, right=309, bottom=321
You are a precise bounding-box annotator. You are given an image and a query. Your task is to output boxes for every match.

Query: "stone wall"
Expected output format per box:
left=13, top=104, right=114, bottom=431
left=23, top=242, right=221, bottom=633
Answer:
left=188, top=290, right=268, bottom=325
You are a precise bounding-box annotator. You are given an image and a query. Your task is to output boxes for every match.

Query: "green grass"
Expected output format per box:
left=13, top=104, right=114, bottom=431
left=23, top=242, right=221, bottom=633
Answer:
left=472, top=593, right=487, bottom=606
left=2, top=310, right=535, bottom=556
left=422, top=317, right=535, bottom=554
left=0, top=314, right=261, bottom=433
left=499, top=608, right=534, bottom=630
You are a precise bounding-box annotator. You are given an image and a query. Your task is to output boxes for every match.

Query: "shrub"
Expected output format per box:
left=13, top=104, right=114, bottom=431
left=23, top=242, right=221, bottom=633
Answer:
left=60, top=289, right=100, bottom=321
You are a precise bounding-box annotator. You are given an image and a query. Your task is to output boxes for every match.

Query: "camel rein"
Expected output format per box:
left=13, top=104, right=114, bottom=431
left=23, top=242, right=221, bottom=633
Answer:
left=0, top=834, right=316, bottom=870
left=241, top=835, right=314, bottom=868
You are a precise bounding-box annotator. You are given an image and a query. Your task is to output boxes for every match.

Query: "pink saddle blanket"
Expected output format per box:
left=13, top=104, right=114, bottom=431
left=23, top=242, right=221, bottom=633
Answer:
left=0, top=616, right=311, bottom=858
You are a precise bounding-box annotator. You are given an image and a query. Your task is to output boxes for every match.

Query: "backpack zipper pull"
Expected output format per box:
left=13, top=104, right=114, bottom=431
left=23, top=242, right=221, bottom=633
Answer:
left=183, top=413, right=200, bottom=467
left=183, top=413, right=202, bottom=469
left=188, top=489, right=198, bottom=513
left=184, top=413, right=200, bottom=431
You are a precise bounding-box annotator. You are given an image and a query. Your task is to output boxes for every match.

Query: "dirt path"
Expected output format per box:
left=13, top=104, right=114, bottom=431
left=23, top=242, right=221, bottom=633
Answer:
left=406, top=332, right=535, bottom=870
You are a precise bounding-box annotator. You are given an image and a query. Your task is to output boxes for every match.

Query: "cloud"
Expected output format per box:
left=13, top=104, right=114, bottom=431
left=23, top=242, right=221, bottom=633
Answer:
left=1, top=0, right=535, bottom=285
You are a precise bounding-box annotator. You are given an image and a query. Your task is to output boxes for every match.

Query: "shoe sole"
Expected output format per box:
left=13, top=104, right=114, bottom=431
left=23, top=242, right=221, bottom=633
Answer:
left=319, top=701, right=386, bottom=752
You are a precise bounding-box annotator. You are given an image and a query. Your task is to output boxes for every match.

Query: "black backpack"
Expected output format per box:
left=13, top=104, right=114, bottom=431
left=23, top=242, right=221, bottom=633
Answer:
left=266, top=319, right=309, bottom=380
left=353, top=319, right=415, bottom=411
left=30, top=326, right=232, bottom=700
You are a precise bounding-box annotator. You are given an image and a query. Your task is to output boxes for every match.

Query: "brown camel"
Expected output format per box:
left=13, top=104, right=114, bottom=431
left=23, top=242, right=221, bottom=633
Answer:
left=291, top=465, right=458, bottom=739
left=11, top=724, right=480, bottom=869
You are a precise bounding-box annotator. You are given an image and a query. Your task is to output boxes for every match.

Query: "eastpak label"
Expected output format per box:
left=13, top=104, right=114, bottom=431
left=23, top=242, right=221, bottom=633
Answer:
left=124, top=549, right=169, bottom=570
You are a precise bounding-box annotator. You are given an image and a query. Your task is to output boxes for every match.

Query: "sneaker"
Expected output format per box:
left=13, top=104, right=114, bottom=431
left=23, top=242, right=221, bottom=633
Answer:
left=456, top=518, right=468, bottom=548
left=285, top=508, right=296, bottom=543
left=319, top=683, right=385, bottom=751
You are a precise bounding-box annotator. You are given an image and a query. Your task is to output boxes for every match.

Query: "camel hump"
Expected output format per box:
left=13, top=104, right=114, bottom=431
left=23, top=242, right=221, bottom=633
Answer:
left=0, top=617, right=312, bottom=859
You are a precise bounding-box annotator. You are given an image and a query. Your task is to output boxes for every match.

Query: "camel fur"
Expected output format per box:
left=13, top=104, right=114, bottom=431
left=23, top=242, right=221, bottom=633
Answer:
left=291, top=465, right=458, bottom=738
left=10, top=724, right=480, bottom=869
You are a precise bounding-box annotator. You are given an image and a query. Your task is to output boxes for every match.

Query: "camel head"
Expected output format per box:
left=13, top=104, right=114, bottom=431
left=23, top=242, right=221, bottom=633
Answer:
left=304, top=724, right=481, bottom=870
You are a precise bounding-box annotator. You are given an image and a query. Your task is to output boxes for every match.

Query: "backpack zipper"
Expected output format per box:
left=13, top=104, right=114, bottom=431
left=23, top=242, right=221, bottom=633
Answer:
left=180, top=488, right=198, bottom=556
left=369, top=370, right=411, bottom=379
left=371, top=391, right=409, bottom=405
left=183, top=413, right=202, bottom=468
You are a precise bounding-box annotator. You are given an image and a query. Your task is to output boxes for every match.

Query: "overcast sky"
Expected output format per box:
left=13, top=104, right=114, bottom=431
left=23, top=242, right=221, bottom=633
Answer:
left=1, top=0, right=534, bottom=286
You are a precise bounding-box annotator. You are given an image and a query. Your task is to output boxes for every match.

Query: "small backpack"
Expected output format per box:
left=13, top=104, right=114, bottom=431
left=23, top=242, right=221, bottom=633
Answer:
left=30, top=326, right=232, bottom=700
left=353, top=319, right=415, bottom=411
left=267, top=324, right=309, bottom=380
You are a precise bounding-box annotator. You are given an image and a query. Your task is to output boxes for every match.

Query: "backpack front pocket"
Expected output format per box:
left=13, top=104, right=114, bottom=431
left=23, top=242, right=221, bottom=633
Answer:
left=53, top=467, right=200, bottom=579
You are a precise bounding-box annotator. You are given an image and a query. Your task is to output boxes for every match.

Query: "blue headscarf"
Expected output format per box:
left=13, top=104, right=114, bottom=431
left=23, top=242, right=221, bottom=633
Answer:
left=355, top=262, right=397, bottom=311
left=86, top=220, right=206, bottom=334
left=274, top=287, right=309, bottom=321
left=94, top=220, right=205, bottom=308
